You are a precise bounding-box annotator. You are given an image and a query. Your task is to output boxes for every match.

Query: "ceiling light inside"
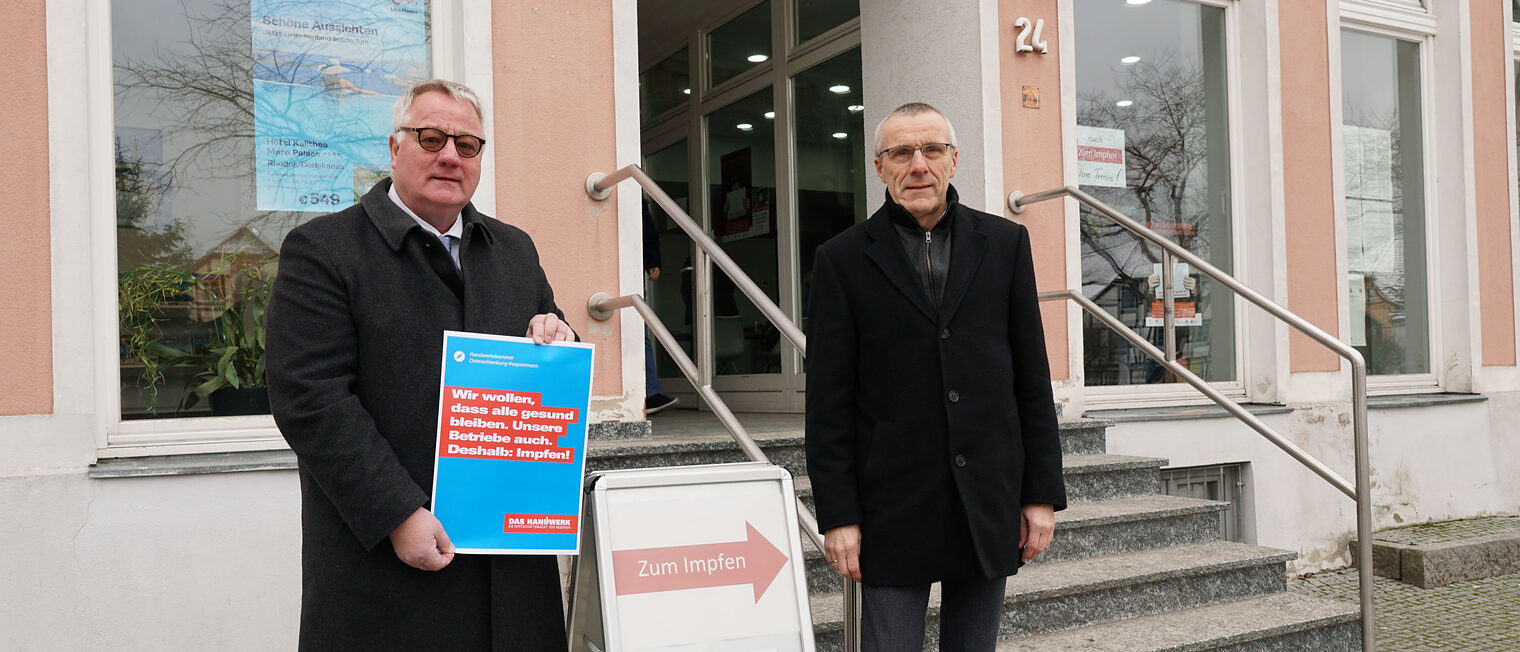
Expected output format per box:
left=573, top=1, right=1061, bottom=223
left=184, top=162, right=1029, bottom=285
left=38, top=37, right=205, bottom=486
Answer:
left=1126, top=0, right=1153, bottom=5
left=764, top=111, right=775, bottom=119
left=1115, top=100, right=1134, bottom=107
left=1121, top=56, right=1141, bottom=64
left=748, top=54, right=769, bottom=63
left=737, top=123, right=754, bottom=131
left=847, top=105, right=864, bottom=112
left=832, top=132, right=848, bottom=140
left=829, top=85, right=851, bottom=94
left=683, top=88, right=691, bottom=95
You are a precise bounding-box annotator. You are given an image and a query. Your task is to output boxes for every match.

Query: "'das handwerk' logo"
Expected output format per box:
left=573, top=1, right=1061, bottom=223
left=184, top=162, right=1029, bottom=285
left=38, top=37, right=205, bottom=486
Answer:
left=453, top=350, right=466, bottom=362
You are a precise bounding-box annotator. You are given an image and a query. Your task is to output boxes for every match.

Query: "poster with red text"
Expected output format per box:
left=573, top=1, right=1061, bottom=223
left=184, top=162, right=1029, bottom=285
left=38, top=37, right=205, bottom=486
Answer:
left=431, top=331, right=594, bottom=554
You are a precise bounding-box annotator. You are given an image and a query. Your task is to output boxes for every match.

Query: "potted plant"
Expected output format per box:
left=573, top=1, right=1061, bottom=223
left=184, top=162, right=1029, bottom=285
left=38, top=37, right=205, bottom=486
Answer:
left=173, top=255, right=277, bottom=415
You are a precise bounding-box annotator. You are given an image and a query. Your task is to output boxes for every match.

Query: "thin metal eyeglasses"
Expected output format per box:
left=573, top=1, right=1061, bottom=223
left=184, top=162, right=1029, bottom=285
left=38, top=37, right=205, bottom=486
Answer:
left=876, top=142, right=955, bottom=165
left=398, top=127, right=487, bottom=158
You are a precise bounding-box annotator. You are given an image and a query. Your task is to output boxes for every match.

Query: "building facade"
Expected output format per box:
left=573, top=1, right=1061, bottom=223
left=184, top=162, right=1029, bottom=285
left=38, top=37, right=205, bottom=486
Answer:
left=3, top=0, right=1519, bottom=647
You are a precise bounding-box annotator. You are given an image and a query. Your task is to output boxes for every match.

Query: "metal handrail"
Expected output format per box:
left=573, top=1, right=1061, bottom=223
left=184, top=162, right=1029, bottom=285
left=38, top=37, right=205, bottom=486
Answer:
left=586, top=292, right=823, bottom=544
left=1011, top=185, right=1376, bottom=651
left=586, top=165, right=862, bottom=651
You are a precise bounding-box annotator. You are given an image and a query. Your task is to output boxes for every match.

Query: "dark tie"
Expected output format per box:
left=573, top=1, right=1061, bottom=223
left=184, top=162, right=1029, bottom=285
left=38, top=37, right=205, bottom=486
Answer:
left=421, top=232, right=463, bottom=300
left=440, top=234, right=462, bottom=271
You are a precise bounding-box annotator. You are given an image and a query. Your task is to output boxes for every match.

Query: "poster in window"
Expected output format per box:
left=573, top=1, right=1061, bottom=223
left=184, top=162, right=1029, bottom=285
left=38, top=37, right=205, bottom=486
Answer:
left=719, top=148, right=770, bottom=242
left=1077, top=125, right=1127, bottom=188
left=250, top=0, right=430, bottom=212
left=1145, top=262, right=1201, bottom=327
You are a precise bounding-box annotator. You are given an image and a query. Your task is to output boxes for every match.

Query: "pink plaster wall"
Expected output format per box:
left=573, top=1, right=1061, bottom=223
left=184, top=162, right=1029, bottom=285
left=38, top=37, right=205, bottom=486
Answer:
left=493, top=3, right=625, bottom=396
left=998, top=0, right=1070, bottom=382
left=1280, top=2, right=1341, bottom=373
left=1471, top=0, right=1517, bottom=367
left=0, top=2, right=52, bottom=416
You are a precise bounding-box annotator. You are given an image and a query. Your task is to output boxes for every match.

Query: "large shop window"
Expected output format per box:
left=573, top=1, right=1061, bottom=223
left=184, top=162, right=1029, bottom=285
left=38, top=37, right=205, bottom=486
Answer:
left=114, top=0, right=432, bottom=420
left=1340, top=30, right=1430, bottom=376
left=1074, top=0, right=1235, bottom=387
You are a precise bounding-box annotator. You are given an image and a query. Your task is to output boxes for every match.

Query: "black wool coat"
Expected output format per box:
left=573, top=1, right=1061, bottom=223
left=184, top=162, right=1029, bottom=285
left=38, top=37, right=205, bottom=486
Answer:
left=804, top=186, right=1067, bottom=586
left=266, top=179, right=569, bottom=651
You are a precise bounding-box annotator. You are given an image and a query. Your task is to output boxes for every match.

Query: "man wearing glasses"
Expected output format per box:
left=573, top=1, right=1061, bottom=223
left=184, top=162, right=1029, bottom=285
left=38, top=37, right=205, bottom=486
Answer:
left=267, top=79, right=571, bottom=651
left=805, top=103, right=1066, bottom=650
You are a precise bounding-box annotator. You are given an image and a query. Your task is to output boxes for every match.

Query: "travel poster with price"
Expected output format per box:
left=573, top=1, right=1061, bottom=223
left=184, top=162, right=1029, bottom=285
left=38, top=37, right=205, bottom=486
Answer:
left=431, top=331, right=594, bottom=554
left=249, top=0, right=430, bottom=212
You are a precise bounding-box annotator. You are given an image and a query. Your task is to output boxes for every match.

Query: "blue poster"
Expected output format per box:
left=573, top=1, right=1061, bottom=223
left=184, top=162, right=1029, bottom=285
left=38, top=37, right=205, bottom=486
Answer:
left=250, top=0, right=430, bottom=212
left=432, top=332, right=595, bottom=554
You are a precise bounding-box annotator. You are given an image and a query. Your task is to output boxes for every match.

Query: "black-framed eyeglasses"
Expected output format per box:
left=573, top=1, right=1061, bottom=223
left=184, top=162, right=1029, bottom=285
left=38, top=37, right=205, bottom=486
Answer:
left=876, top=142, right=955, bottom=165
left=398, top=127, right=486, bottom=158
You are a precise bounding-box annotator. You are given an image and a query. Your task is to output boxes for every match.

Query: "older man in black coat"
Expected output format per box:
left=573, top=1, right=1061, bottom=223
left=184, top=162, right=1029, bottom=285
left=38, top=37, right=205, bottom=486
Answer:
left=267, top=79, right=573, bottom=651
left=805, top=103, right=1066, bottom=651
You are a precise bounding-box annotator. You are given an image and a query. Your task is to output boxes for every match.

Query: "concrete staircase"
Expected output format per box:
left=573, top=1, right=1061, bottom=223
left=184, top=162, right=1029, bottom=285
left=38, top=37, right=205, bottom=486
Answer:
left=586, top=415, right=1361, bottom=651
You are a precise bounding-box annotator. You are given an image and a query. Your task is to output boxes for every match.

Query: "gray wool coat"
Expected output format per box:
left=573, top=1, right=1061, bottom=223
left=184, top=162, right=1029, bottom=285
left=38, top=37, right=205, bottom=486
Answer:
left=267, top=179, right=569, bottom=651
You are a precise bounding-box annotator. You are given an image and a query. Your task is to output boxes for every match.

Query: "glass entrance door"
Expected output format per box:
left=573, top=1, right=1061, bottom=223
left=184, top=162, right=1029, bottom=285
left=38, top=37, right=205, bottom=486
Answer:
left=639, top=0, right=863, bottom=411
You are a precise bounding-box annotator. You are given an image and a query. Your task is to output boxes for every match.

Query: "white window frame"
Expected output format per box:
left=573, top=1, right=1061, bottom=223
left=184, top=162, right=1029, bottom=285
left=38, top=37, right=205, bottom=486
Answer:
left=74, top=0, right=495, bottom=457
left=1067, top=0, right=1254, bottom=410
left=1334, top=0, right=1444, bottom=394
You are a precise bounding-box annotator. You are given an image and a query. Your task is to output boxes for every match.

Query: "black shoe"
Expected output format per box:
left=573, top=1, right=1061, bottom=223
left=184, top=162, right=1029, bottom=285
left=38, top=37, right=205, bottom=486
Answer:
left=645, top=393, right=679, bottom=415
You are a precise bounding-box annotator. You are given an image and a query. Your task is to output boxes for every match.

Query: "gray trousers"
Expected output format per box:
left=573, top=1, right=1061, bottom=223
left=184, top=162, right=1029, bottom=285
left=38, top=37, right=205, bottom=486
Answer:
left=860, top=575, right=1007, bottom=651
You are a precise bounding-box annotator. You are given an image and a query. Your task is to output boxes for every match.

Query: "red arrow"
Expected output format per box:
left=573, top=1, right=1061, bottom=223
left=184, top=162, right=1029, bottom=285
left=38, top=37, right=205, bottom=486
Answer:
left=611, top=522, right=789, bottom=603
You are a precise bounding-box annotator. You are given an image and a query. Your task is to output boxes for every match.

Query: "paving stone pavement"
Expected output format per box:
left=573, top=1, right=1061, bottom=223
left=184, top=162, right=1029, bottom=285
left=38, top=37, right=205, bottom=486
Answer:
left=1289, top=568, right=1520, bottom=650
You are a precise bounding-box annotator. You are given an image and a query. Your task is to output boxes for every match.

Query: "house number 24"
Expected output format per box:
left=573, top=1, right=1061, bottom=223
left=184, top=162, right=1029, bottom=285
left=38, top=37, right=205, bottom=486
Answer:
left=1014, top=17, right=1048, bottom=54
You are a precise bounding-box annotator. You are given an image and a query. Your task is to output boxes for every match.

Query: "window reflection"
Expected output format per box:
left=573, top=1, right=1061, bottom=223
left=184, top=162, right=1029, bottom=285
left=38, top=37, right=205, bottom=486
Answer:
left=793, top=49, right=866, bottom=338
left=708, top=2, right=771, bottom=88
left=795, top=0, right=858, bottom=45
left=641, top=47, right=689, bottom=121
left=1341, top=31, right=1429, bottom=376
left=643, top=141, right=693, bottom=379
left=114, top=0, right=430, bottom=417
left=705, top=89, right=780, bottom=376
left=1075, top=0, right=1234, bottom=386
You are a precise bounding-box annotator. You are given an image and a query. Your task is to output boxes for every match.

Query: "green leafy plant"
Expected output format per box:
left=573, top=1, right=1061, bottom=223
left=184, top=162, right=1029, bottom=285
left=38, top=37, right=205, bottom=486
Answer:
left=169, top=255, right=277, bottom=409
left=119, top=265, right=196, bottom=412
left=119, top=254, right=277, bottom=413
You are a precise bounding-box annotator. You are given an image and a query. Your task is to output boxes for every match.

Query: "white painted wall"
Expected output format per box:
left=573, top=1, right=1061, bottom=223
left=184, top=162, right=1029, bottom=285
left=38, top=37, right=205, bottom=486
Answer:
left=0, top=469, right=301, bottom=650
left=1105, top=393, right=1520, bottom=574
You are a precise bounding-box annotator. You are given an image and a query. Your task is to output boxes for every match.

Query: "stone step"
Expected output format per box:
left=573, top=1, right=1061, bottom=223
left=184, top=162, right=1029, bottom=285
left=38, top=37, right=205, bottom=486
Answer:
left=789, top=454, right=1164, bottom=516
left=1355, top=515, right=1520, bottom=588
left=1060, top=418, right=1112, bottom=456
left=586, top=433, right=807, bottom=477
left=800, top=496, right=1229, bottom=594
left=1037, top=495, right=1229, bottom=565
left=1061, top=454, right=1167, bottom=502
left=794, top=456, right=1173, bottom=595
left=995, top=592, right=1361, bottom=651
left=600, top=417, right=1114, bottom=479
left=805, top=541, right=1301, bottom=650
left=998, top=541, right=1295, bottom=638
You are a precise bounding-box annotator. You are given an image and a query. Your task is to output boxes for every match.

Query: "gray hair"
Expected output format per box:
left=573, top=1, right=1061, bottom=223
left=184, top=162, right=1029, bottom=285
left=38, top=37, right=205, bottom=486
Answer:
left=873, top=102, right=958, bottom=154
left=391, top=79, right=486, bottom=133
